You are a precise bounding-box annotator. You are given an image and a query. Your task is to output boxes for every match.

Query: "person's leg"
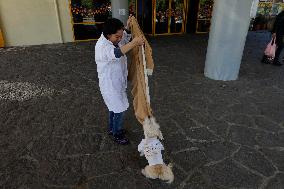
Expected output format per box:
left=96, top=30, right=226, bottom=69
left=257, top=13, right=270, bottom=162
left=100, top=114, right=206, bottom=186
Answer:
left=278, top=45, right=284, bottom=63
left=113, top=112, right=124, bottom=135
left=108, top=111, right=114, bottom=135
left=273, top=42, right=283, bottom=65
left=112, top=111, right=129, bottom=144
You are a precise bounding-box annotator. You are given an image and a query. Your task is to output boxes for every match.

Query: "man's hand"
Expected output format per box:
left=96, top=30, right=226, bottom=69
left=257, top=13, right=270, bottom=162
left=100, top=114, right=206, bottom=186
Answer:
left=132, top=36, right=144, bottom=46
left=120, top=36, right=144, bottom=54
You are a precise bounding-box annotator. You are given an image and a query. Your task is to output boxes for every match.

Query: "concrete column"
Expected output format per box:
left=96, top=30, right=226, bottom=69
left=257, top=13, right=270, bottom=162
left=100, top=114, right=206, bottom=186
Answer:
left=250, top=0, right=259, bottom=18
left=204, top=0, right=254, bottom=81
left=111, top=0, right=129, bottom=25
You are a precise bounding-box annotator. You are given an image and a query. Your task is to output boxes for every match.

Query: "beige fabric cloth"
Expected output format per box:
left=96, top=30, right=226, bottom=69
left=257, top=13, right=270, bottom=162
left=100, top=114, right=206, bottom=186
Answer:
left=128, top=17, right=154, bottom=124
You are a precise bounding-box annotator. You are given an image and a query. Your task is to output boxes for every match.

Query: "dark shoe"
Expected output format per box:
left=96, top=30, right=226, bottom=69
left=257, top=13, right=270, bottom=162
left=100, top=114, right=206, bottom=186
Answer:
left=261, top=55, right=275, bottom=64
left=108, top=129, right=127, bottom=136
left=261, top=55, right=269, bottom=64
left=113, top=134, right=130, bottom=145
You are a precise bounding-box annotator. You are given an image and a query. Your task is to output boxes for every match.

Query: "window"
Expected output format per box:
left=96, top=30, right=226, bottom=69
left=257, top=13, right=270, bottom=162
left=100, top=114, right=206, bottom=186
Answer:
left=70, top=0, right=111, bottom=41
left=196, top=0, right=214, bottom=33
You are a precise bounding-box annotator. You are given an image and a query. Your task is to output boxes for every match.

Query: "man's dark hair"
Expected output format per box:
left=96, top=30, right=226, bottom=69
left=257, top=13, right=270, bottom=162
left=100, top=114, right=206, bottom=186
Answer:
left=103, top=18, right=124, bottom=38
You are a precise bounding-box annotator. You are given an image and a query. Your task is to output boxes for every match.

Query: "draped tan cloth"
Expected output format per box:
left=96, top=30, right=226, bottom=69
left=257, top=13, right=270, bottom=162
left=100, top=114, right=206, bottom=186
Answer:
left=128, top=17, right=154, bottom=124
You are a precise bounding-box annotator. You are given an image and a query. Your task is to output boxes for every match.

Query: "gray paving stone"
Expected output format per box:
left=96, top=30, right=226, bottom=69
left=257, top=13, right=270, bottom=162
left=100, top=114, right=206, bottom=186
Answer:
left=229, top=125, right=259, bottom=147
left=233, top=146, right=276, bottom=177
left=172, top=149, right=208, bottom=172
left=199, top=141, right=239, bottom=162
left=223, top=114, right=256, bottom=128
left=1, top=31, right=284, bottom=188
left=265, top=173, right=284, bottom=189
left=83, top=152, right=125, bottom=178
left=57, top=134, right=103, bottom=156
left=184, top=171, right=218, bottom=189
left=255, top=131, right=284, bottom=148
left=0, top=157, right=42, bottom=189
left=260, top=148, right=284, bottom=172
left=42, top=156, right=85, bottom=186
left=185, top=127, right=221, bottom=142
left=206, top=119, right=230, bottom=139
left=253, top=115, right=282, bottom=133
left=203, top=159, right=263, bottom=189
left=83, top=170, right=135, bottom=189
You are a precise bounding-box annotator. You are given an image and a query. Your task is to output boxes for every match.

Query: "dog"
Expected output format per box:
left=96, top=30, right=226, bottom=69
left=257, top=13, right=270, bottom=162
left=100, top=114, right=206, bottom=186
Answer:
left=141, top=163, right=174, bottom=184
left=142, top=117, right=164, bottom=140
left=138, top=117, right=174, bottom=184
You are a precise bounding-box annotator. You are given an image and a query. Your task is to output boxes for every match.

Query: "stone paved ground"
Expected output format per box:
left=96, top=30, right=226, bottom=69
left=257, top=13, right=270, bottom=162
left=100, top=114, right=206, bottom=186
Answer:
left=0, top=31, right=283, bottom=189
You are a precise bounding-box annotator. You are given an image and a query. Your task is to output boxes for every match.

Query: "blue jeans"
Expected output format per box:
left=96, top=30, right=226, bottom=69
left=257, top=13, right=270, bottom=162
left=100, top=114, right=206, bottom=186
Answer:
left=108, top=111, right=124, bottom=136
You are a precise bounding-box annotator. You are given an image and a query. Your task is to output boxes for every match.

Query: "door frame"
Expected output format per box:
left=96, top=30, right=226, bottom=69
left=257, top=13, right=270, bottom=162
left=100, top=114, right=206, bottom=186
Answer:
left=153, top=0, right=188, bottom=36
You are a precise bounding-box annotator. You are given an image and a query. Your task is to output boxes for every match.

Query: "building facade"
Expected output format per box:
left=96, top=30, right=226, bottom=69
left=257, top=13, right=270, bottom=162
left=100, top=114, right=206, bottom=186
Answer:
left=0, top=0, right=74, bottom=46
left=0, top=0, right=215, bottom=46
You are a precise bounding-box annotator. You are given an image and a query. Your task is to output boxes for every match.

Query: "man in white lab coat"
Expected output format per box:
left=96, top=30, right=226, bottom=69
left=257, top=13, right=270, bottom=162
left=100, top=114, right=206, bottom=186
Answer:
left=95, top=17, right=144, bottom=145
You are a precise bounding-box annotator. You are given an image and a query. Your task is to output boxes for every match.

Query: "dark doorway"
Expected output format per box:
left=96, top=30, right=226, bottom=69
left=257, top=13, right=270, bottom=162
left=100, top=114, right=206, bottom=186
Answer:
left=137, top=0, right=153, bottom=34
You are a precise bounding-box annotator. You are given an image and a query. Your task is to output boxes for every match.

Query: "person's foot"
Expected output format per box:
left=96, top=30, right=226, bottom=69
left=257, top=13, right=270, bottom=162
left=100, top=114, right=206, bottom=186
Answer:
left=113, top=134, right=130, bottom=145
left=261, top=55, right=269, bottom=64
left=261, top=55, right=274, bottom=64
left=108, top=129, right=127, bottom=136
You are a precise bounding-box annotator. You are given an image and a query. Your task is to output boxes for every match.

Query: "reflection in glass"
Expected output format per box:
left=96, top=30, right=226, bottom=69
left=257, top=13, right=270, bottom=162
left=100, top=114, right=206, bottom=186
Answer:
left=155, top=0, right=169, bottom=34
left=197, top=20, right=211, bottom=33
left=70, top=0, right=111, bottom=40
left=155, top=0, right=185, bottom=34
left=196, top=0, right=214, bottom=33
left=170, top=0, right=184, bottom=33
left=71, top=0, right=111, bottom=23
left=198, top=0, right=213, bottom=19
left=73, top=23, right=104, bottom=40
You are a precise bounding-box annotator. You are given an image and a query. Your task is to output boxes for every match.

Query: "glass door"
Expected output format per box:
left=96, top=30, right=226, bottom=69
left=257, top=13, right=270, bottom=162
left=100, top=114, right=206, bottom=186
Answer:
left=170, top=0, right=186, bottom=33
left=138, top=0, right=153, bottom=34
left=70, top=0, right=111, bottom=41
left=196, top=0, right=214, bottom=33
left=154, top=0, right=186, bottom=35
left=155, top=0, right=170, bottom=34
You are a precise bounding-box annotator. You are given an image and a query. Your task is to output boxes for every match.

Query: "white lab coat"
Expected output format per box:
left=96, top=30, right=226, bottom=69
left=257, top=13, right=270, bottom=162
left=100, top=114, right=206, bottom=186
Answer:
left=138, top=138, right=164, bottom=166
left=95, top=31, right=131, bottom=113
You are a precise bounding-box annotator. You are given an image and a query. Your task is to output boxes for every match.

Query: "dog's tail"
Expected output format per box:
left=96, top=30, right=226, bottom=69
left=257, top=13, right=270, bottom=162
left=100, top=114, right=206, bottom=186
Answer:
left=166, top=163, right=174, bottom=184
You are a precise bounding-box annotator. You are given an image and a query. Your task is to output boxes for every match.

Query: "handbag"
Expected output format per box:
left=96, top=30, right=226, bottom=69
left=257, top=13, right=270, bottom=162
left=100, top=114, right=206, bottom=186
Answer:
left=264, top=36, right=276, bottom=58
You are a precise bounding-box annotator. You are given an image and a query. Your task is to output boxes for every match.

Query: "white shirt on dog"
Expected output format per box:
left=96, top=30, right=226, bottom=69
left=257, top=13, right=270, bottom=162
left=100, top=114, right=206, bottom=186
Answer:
left=138, top=138, right=164, bottom=166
